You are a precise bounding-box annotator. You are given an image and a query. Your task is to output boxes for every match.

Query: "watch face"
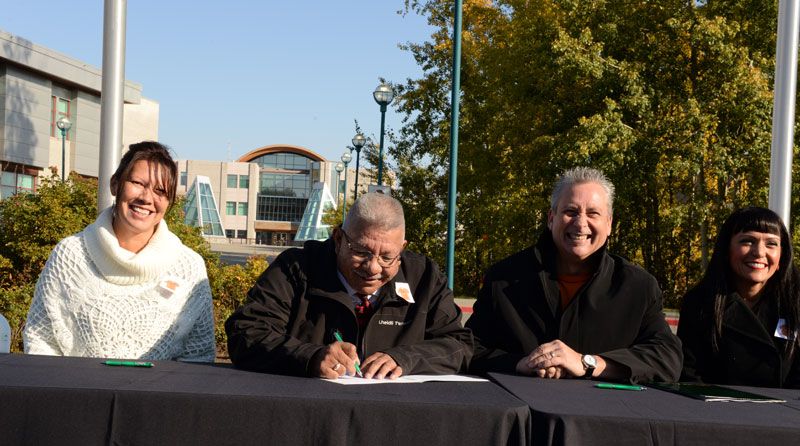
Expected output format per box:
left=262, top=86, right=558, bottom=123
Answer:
left=583, top=354, right=597, bottom=368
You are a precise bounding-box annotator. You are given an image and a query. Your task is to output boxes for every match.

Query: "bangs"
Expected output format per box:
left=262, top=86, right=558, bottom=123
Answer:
left=731, top=210, right=783, bottom=237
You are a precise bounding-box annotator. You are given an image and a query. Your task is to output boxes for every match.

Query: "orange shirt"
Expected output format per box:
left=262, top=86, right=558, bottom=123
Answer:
left=557, top=273, right=592, bottom=310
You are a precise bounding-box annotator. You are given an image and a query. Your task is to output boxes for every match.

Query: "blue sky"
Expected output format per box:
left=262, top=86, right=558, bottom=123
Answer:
left=2, top=1, right=434, bottom=163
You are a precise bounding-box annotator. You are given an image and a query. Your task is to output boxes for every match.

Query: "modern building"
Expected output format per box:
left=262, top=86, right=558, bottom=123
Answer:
left=177, top=144, right=354, bottom=246
left=0, top=29, right=158, bottom=199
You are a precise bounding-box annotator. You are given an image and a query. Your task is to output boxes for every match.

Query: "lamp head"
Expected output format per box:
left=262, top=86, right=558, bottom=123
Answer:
left=56, top=116, right=72, bottom=131
left=352, top=133, right=366, bottom=150
left=373, top=83, right=394, bottom=107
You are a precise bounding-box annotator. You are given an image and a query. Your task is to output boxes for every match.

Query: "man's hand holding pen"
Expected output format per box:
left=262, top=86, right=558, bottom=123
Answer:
left=311, top=341, right=360, bottom=379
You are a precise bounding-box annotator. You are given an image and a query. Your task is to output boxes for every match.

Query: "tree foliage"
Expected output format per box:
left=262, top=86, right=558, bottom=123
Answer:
left=393, top=0, right=780, bottom=306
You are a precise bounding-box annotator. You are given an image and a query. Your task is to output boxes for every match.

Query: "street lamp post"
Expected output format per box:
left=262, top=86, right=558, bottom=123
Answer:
left=372, top=83, right=394, bottom=186
left=351, top=133, right=366, bottom=199
left=334, top=162, right=344, bottom=211
left=341, top=152, right=352, bottom=223
left=56, top=117, right=72, bottom=181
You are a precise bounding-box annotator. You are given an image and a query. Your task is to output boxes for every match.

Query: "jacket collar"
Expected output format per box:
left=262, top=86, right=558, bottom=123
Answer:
left=722, top=292, right=779, bottom=353
left=534, top=231, right=611, bottom=317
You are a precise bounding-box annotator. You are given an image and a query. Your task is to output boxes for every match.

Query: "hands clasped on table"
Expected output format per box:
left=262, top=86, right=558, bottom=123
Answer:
left=516, top=340, right=600, bottom=379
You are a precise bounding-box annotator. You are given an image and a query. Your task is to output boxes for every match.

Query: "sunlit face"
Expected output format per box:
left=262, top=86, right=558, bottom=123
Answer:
left=111, top=160, right=169, bottom=247
left=547, top=182, right=613, bottom=270
left=335, top=226, right=406, bottom=295
left=729, top=231, right=781, bottom=296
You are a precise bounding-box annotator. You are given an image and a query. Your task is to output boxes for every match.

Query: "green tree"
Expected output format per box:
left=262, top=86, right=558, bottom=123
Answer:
left=0, top=173, right=97, bottom=350
left=395, top=0, right=778, bottom=306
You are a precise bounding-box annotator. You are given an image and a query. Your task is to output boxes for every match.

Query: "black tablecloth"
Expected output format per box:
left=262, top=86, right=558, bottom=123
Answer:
left=0, top=354, right=530, bottom=445
left=489, top=373, right=800, bottom=446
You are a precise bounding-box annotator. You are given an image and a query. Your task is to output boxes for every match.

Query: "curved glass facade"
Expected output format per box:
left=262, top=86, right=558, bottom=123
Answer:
left=251, top=152, right=317, bottom=223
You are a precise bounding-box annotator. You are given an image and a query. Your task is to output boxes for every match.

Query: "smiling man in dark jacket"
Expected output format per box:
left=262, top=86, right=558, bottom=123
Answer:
left=467, top=167, right=681, bottom=383
left=225, top=192, right=472, bottom=379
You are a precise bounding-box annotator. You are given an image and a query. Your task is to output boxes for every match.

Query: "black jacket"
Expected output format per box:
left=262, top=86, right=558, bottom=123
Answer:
left=225, top=238, right=472, bottom=376
left=467, top=232, right=682, bottom=383
left=678, top=285, right=800, bottom=388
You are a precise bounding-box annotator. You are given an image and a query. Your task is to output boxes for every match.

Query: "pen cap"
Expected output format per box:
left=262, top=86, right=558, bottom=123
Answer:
left=0, top=313, right=10, bottom=353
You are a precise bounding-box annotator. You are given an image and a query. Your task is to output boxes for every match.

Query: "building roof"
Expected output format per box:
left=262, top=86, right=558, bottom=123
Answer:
left=238, top=144, right=326, bottom=163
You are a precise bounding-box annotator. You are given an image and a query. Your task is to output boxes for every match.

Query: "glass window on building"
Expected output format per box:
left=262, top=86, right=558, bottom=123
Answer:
left=183, top=177, right=225, bottom=237
left=227, top=174, right=238, bottom=189
left=236, top=230, right=247, bottom=239
left=226, top=201, right=236, bottom=215
left=1, top=171, right=17, bottom=199
left=238, top=202, right=248, bottom=216
left=1, top=171, right=36, bottom=199
left=51, top=96, right=71, bottom=139
left=180, top=171, right=187, bottom=186
left=199, top=183, right=224, bottom=235
left=251, top=151, right=318, bottom=223
left=225, top=229, right=235, bottom=238
left=239, top=175, right=249, bottom=189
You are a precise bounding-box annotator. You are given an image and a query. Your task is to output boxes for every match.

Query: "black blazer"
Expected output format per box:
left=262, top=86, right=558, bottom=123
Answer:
left=678, top=285, right=800, bottom=388
left=467, top=232, right=682, bottom=383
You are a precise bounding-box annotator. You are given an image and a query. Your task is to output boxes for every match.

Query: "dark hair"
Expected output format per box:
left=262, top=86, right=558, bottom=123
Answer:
left=110, top=141, right=178, bottom=209
left=700, top=206, right=800, bottom=358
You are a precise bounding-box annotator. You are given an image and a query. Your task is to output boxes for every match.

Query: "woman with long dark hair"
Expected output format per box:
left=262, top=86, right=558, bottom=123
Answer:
left=678, top=207, right=800, bottom=387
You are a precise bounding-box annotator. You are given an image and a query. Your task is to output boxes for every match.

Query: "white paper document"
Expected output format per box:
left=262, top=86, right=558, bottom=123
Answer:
left=323, top=374, right=488, bottom=385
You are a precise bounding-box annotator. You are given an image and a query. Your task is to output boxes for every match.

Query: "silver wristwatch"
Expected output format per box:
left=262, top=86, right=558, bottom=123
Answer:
left=581, top=354, right=597, bottom=379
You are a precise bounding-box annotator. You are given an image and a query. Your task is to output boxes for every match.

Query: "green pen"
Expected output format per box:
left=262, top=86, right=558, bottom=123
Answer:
left=595, top=383, right=646, bottom=391
left=332, top=330, right=364, bottom=377
left=103, top=360, right=154, bottom=368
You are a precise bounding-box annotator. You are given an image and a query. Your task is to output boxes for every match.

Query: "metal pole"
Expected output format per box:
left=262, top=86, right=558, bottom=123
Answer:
left=336, top=174, right=342, bottom=211
left=61, top=130, right=66, bottom=181
left=769, top=0, right=800, bottom=225
left=342, top=164, right=349, bottom=223
left=354, top=149, right=361, bottom=200
left=445, top=0, right=463, bottom=289
left=98, top=0, right=127, bottom=212
left=377, top=107, right=386, bottom=185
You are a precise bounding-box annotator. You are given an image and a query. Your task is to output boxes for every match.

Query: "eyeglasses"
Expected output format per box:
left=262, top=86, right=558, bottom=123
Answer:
left=341, top=230, right=402, bottom=268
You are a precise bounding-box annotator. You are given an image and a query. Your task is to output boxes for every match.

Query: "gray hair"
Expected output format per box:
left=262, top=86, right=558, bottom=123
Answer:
left=550, top=167, right=615, bottom=214
left=343, top=192, right=405, bottom=235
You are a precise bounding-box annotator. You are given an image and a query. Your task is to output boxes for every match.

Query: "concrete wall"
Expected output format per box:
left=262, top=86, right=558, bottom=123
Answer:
left=0, top=29, right=157, bottom=180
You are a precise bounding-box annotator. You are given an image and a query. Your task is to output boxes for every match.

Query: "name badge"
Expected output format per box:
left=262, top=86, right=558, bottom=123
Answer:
left=157, top=276, right=183, bottom=299
left=774, top=318, right=797, bottom=340
left=395, top=282, right=415, bottom=303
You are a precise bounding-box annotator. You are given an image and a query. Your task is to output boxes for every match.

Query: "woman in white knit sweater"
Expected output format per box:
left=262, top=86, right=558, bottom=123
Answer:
left=23, top=141, right=215, bottom=362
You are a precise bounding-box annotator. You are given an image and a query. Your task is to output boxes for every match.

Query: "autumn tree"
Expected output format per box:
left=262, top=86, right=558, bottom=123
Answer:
left=394, top=0, right=778, bottom=305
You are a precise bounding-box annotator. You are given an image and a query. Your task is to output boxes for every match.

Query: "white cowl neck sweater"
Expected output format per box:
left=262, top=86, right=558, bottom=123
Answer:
left=23, top=207, right=215, bottom=361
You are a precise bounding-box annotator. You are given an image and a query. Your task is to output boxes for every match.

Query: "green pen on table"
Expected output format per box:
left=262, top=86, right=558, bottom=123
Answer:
left=595, top=383, right=646, bottom=391
left=103, top=360, right=154, bottom=368
left=332, top=330, right=364, bottom=377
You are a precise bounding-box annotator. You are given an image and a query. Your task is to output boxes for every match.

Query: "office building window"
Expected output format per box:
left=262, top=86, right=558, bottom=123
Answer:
left=51, top=96, right=71, bottom=139
left=238, top=202, right=248, bottom=216
left=1, top=171, right=36, bottom=199
left=180, top=171, right=187, bottom=186
left=225, top=229, right=235, bottom=238
left=227, top=174, right=238, bottom=188
left=256, top=196, right=307, bottom=222
left=226, top=201, right=236, bottom=215
left=237, top=230, right=247, bottom=239
left=239, top=175, right=249, bottom=189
